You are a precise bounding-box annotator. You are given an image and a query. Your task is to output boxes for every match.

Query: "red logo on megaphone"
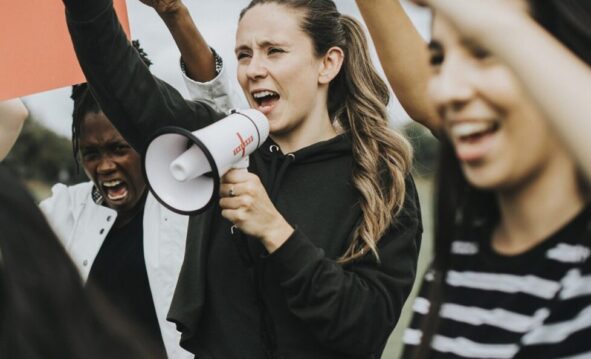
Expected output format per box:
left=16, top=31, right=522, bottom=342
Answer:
left=234, top=132, right=254, bottom=157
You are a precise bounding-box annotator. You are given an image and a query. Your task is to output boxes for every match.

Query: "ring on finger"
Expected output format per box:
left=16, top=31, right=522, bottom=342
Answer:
left=229, top=187, right=236, bottom=197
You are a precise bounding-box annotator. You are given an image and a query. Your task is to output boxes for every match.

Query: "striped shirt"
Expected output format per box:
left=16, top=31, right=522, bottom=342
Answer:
left=402, top=206, right=591, bottom=358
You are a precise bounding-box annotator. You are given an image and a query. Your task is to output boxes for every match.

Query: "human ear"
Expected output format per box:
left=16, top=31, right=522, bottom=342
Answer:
left=318, top=46, right=344, bottom=84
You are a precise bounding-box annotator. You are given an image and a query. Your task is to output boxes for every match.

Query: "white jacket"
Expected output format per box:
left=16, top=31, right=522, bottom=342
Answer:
left=40, top=182, right=192, bottom=359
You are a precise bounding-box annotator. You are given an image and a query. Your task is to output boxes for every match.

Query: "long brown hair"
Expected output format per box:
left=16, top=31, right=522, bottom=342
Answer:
left=240, top=0, right=412, bottom=263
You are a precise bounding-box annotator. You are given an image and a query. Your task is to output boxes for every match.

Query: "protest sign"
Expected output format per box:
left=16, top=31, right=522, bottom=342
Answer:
left=0, top=1, right=130, bottom=100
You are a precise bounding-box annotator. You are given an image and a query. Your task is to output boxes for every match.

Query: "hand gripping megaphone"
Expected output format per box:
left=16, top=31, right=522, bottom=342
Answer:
left=143, top=109, right=270, bottom=215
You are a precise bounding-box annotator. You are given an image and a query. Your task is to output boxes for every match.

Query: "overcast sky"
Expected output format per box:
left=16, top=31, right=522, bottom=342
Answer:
left=21, top=0, right=430, bottom=138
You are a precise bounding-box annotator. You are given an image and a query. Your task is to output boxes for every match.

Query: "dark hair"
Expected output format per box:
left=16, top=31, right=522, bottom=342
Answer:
left=0, top=165, right=160, bottom=359
left=414, top=1, right=591, bottom=357
left=240, top=0, right=412, bottom=263
left=530, top=0, right=591, bottom=65
left=71, top=40, right=152, bottom=168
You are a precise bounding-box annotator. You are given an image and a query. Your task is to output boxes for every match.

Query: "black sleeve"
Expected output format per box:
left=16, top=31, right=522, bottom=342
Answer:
left=267, top=176, right=422, bottom=356
left=63, top=0, right=225, bottom=154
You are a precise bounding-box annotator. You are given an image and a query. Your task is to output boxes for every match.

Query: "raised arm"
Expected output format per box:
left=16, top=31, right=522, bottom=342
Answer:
left=138, top=0, right=247, bottom=113
left=0, top=99, right=27, bottom=161
left=62, top=0, right=224, bottom=155
left=355, top=0, right=440, bottom=134
left=139, top=0, right=216, bottom=82
left=418, top=0, right=591, bottom=181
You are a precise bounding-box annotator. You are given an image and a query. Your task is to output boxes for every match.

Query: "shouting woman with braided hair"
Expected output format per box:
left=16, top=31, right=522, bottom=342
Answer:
left=40, top=42, right=196, bottom=359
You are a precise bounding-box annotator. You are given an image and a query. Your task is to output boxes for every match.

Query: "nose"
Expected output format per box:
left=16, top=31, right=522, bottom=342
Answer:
left=429, top=53, right=476, bottom=115
left=97, top=155, right=117, bottom=174
left=245, top=53, right=268, bottom=80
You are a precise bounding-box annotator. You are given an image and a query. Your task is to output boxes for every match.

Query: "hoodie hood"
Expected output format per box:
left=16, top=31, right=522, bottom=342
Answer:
left=257, top=132, right=352, bottom=164
left=253, top=132, right=353, bottom=202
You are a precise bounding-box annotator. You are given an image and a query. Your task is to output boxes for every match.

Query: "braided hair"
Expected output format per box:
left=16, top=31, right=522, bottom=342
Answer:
left=70, top=40, right=152, bottom=168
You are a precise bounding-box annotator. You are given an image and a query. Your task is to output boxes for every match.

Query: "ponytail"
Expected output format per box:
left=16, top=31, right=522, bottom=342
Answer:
left=334, top=15, right=412, bottom=263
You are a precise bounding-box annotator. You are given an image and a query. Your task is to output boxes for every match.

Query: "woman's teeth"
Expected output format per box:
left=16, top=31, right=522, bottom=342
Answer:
left=252, top=90, right=279, bottom=107
left=107, top=189, right=128, bottom=201
left=450, top=121, right=497, bottom=140
left=102, top=180, right=128, bottom=200
left=103, top=180, right=121, bottom=188
left=253, top=90, right=276, bottom=99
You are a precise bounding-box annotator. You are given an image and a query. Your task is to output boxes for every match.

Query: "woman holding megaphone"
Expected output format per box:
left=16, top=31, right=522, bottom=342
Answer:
left=62, top=0, right=422, bottom=358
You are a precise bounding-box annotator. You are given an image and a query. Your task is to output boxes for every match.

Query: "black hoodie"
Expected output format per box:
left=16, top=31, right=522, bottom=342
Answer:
left=64, top=2, right=422, bottom=358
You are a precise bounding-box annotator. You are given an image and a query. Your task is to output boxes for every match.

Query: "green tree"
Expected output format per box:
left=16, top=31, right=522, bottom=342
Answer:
left=403, top=122, right=439, bottom=178
left=4, top=115, right=86, bottom=187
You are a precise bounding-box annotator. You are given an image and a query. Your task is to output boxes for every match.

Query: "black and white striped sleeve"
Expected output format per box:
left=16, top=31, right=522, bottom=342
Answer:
left=516, top=255, right=591, bottom=358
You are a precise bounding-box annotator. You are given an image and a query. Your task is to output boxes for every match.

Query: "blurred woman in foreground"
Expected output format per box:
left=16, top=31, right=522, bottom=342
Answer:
left=357, top=0, right=591, bottom=357
left=0, top=165, right=161, bottom=359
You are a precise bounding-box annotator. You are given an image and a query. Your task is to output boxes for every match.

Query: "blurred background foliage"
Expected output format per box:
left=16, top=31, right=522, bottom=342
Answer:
left=3, top=114, right=85, bottom=199
left=402, top=121, right=439, bottom=178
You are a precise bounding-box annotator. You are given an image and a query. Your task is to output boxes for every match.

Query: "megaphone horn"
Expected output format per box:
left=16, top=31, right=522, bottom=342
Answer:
left=143, top=109, right=270, bottom=215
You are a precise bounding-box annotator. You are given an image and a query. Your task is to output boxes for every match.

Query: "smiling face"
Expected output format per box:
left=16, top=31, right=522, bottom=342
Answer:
left=78, top=112, right=146, bottom=213
left=428, top=16, right=574, bottom=191
left=235, top=3, right=330, bottom=138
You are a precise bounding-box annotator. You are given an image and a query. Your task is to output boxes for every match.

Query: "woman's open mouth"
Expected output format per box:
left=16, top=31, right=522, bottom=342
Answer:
left=252, top=90, right=280, bottom=115
left=101, top=179, right=128, bottom=201
left=449, top=121, right=500, bottom=162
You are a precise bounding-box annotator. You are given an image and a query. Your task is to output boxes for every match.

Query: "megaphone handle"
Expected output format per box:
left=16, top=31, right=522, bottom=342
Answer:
left=232, top=156, right=250, bottom=170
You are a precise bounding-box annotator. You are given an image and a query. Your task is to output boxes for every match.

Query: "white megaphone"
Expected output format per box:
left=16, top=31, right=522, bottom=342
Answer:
left=143, top=109, right=269, bottom=215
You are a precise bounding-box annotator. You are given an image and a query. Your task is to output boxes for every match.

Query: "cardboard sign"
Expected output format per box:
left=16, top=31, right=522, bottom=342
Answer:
left=0, top=1, right=130, bottom=101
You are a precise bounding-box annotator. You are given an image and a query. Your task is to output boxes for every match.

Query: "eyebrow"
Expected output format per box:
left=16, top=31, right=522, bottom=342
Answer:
left=234, top=40, right=286, bottom=54
left=79, top=139, right=127, bottom=149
